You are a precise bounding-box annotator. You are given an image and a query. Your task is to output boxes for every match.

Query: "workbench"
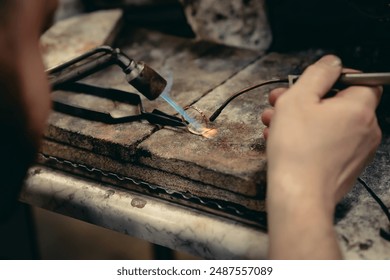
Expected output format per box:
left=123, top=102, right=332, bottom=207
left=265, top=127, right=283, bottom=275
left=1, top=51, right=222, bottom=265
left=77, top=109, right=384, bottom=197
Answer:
left=20, top=10, right=390, bottom=259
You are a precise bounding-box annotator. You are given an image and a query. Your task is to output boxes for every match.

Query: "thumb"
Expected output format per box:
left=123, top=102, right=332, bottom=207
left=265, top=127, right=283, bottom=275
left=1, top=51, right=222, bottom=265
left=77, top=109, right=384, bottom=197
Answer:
left=288, top=55, right=343, bottom=102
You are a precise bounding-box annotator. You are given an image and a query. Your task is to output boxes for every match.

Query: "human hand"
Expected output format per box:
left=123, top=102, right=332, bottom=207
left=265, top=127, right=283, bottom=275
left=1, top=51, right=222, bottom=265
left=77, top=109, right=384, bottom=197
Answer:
left=262, top=55, right=382, bottom=209
left=261, top=55, right=382, bottom=259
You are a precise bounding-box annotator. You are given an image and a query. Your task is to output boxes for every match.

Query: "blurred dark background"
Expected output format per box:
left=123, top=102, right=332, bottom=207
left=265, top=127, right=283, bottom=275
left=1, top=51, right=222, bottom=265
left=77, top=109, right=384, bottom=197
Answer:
left=266, top=0, right=390, bottom=71
left=266, top=0, right=390, bottom=131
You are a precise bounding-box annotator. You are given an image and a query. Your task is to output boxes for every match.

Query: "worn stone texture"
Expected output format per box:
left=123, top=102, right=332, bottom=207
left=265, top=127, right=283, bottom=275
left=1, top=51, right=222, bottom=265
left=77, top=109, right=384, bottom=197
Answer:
left=40, top=139, right=265, bottom=213
left=45, top=27, right=262, bottom=162
left=41, top=9, right=123, bottom=69
left=179, top=0, right=272, bottom=51
left=336, top=139, right=390, bottom=259
left=89, top=28, right=261, bottom=115
left=138, top=50, right=323, bottom=196
left=40, top=11, right=318, bottom=215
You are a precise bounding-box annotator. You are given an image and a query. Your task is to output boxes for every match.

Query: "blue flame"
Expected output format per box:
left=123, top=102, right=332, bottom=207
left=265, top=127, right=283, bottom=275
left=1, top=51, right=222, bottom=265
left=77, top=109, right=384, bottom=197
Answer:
left=159, top=74, right=201, bottom=129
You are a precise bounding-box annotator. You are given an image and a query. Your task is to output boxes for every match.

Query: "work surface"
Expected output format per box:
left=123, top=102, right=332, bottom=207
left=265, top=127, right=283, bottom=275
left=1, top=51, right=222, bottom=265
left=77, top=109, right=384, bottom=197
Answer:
left=21, top=11, right=390, bottom=259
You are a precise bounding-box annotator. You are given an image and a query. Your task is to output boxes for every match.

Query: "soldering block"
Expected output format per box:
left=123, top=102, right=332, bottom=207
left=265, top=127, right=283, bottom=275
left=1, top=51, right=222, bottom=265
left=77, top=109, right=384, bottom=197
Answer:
left=39, top=11, right=322, bottom=222
left=179, top=0, right=272, bottom=51
left=41, top=9, right=123, bottom=69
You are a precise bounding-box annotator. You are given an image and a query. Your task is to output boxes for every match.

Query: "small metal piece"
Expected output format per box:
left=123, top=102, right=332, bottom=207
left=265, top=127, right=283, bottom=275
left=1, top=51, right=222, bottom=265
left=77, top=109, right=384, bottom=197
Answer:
left=182, top=105, right=217, bottom=138
left=288, top=75, right=299, bottom=87
left=184, top=105, right=209, bottom=126
left=187, top=126, right=218, bottom=138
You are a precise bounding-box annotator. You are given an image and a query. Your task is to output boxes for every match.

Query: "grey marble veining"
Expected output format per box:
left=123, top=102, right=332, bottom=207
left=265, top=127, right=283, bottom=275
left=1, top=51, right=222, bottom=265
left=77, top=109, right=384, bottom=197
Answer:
left=20, top=153, right=390, bottom=260
left=21, top=166, right=268, bottom=259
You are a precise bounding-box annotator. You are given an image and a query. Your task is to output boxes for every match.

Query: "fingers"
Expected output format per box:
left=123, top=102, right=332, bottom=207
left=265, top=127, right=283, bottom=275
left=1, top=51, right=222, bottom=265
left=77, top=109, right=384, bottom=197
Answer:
left=263, top=127, right=269, bottom=140
left=336, top=85, right=383, bottom=110
left=263, top=87, right=287, bottom=140
left=342, top=68, right=361, bottom=74
left=261, top=109, right=274, bottom=140
left=289, top=55, right=343, bottom=102
left=261, top=108, right=274, bottom=127
left=269, top=88, right=288, bottom=106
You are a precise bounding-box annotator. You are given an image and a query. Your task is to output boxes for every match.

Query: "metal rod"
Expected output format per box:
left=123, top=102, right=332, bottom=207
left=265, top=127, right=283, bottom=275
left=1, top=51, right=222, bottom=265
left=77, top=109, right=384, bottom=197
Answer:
left=339, top=72, right=390, bottom=86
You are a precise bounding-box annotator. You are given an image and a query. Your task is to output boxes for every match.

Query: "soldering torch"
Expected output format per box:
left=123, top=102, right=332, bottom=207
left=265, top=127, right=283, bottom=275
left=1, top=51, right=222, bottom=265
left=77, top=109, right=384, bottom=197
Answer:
left=288, top=72, right=390, bottom=87
left=47, top=45, right=201, bottom=128
left=209, top=72, right=390, bottom=121
left=47, top=46, right=167, bottom=100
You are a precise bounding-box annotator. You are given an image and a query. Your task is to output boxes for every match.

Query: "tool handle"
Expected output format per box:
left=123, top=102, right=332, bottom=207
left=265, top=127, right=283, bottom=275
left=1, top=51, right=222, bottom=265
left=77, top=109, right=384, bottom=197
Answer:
left=339, top=73, right=390, bottom=86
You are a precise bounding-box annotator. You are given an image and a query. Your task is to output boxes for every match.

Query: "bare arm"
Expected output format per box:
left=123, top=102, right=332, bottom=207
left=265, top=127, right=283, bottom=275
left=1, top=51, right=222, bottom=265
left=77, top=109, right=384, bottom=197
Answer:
left=262, top=55, right=382, bottom=259
left=0, top=0, right=57, bottom=220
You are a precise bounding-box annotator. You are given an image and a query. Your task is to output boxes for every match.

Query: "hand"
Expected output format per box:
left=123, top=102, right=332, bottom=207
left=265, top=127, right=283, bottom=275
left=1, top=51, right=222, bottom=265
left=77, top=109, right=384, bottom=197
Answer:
left=261, top=55, right=382, bottom=259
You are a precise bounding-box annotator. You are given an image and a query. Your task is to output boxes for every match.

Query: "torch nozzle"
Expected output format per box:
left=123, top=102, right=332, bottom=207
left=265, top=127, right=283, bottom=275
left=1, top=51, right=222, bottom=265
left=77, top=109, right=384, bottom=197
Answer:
left=125, top=62, right=167, bottom=100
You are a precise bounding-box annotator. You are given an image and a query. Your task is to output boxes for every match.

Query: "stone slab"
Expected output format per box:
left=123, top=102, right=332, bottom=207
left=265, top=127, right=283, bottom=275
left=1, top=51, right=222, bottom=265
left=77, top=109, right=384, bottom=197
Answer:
left=39, top=139, right=265, bottom=214
left=85, top=28, right=262, bottom=115
left=336, top=137, right=390, bottom=259
left=45, top=27, right=261, bottom=164
left=179, top=0, right=272, bottom=51
left=21, top=165, right=268, bottom=260
left=39, top=12, right=319, bottom=212
left=138, top=51, right=323, bottom=196
left=41, top=9, right=123, bottom=69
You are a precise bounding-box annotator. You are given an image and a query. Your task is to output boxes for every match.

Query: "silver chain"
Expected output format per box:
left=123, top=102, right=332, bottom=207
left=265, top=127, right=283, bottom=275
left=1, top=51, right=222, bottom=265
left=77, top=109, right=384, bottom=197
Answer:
left=38, top=153, right=245, bottom=215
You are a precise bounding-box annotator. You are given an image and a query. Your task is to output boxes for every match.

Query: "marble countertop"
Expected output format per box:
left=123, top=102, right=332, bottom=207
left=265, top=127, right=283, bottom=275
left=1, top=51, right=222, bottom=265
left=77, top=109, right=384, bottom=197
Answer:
left=21, top=166, right=268, bottom=259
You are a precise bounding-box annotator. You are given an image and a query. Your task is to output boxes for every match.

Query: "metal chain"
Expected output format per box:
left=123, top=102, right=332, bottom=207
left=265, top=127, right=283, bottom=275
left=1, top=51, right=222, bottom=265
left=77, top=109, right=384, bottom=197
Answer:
left=38, top=153, right=246, bottom=216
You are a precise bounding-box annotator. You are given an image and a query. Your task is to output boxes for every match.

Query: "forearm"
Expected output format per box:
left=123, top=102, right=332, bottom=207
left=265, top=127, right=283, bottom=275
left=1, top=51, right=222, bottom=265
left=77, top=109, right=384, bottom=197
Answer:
left=267, top=184, right=342, bottom=259
left=0, top=114, right=37, bottom=220
left=0, top=0, right=56, bottom=220
left=0, top=25, right=50, bottom=157
left=0, top=60, right=38, bottom=220
left=263, top=55, right=381, bottom=259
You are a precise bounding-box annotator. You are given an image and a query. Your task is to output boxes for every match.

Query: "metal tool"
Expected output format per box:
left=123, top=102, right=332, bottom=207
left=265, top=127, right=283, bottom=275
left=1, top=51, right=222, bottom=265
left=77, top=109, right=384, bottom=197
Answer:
left=210, top=72, right=390, bottom=121
left=47, top=46, right=186, bottom=127
left=53, top=82, right=185, bottom=126
left=288, top=72, right=390, bottom=87
left=338, top=72, right=390, bottom=86
left=48, top=46, right=167, bottom=100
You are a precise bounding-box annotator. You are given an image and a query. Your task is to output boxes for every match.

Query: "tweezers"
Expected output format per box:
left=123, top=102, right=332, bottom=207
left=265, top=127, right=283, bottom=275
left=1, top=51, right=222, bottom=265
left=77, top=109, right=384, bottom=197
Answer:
left=53, top=82, right=186, bottom=126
